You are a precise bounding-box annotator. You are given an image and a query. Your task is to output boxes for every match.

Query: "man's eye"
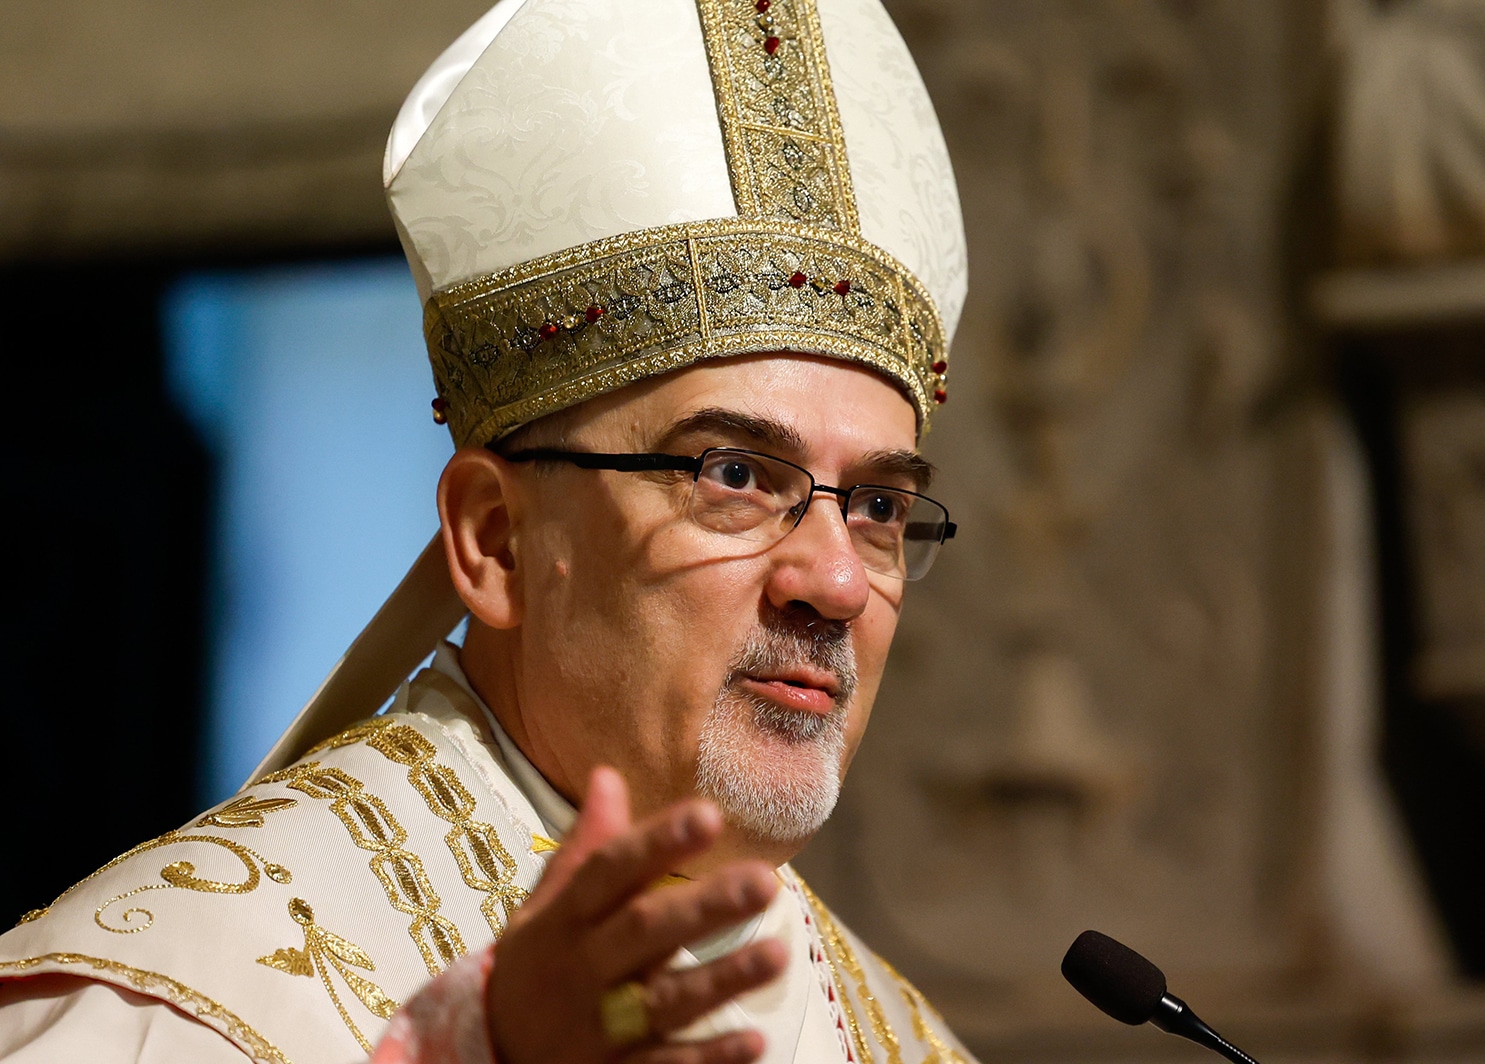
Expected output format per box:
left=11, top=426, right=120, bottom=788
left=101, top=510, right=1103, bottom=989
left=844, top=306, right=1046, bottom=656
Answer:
left=856, top=491, right=907, bottom=523
left=705, top=457, right=767, bottom=492
left=720, top=461, right=755, bottom=489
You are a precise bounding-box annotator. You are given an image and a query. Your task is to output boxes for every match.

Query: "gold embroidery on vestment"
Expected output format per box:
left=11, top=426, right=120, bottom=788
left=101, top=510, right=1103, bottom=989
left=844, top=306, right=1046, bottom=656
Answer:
left=798, top=878, right=902, bottom=1064
left=0, top=953, right=291, bottom=1064
left=694, top=0, right=858, bottom=231
left=424, top=219, right=945, bottom=447
left=898, top=984, right=969, bottom=1064
left=257, top=897, right=399, bottom=1054
left=309, top=716, right=531, bottom=938
left=262, top=759, right=465, bottom=975
left=94, top=832, right=291, bottom=935
left=306, top=716, right=396, bottom=756
left=365, top=723, right=529, bottom=937
left=197, top=795, right=299, bottom=829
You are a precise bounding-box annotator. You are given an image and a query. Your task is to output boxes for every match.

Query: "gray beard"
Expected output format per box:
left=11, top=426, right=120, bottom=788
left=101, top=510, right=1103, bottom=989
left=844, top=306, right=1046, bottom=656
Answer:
left=694, top=612, right=857, bottom=843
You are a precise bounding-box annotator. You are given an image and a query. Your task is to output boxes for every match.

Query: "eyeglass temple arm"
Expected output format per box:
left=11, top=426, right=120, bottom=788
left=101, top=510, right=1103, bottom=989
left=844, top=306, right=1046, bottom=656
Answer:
left=500, top=448, right=702, bottom=474
left=904, top=520, right=956, bottom=542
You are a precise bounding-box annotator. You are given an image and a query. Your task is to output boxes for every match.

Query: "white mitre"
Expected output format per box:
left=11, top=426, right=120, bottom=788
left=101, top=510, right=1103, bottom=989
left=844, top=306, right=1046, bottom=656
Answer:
left=255, top=0, right=967, bottom=777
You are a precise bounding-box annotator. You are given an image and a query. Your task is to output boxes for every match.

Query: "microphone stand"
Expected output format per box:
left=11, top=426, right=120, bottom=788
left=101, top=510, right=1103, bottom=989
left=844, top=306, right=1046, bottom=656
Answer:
left=1151, top=994, right=1260, bottom=1064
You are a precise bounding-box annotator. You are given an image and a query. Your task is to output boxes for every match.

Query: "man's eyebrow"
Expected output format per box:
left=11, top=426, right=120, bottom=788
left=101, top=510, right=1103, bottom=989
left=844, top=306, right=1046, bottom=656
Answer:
left=656, top=408, right=936, bottom=489
left=655, top=408, right=807, bottom=454
left=858, top=449, right=936, bottom=491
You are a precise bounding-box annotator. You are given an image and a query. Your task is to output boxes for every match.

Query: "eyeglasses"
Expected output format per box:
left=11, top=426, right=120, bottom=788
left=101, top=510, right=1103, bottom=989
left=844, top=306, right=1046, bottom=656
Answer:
left=501, top=446, right=956, bottom=581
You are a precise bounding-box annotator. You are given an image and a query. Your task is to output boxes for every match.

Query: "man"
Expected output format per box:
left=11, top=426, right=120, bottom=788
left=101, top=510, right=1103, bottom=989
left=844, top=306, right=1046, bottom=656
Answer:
left=0, top=0, right=971, bottom=1060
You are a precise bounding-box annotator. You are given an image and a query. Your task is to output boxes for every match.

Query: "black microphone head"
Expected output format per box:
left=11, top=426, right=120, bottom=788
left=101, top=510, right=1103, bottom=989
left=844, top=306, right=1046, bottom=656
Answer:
left=1061, top=930, right=1168, bottom=1026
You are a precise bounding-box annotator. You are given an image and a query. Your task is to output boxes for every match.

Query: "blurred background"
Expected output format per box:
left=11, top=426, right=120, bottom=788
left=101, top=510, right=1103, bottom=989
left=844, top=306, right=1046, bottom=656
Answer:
left=3, top=0, right=1484, bottom=1059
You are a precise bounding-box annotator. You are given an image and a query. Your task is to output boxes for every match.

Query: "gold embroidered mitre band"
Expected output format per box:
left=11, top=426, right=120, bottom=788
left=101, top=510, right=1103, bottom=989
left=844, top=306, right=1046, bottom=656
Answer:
left=386, top=0, right=968, bottom=446
left=424, top=221, right=947, bottom=446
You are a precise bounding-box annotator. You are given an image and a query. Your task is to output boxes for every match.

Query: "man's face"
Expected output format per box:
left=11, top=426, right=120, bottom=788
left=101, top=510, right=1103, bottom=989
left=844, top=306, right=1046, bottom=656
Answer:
left=488, top=354, right=923, bottom=864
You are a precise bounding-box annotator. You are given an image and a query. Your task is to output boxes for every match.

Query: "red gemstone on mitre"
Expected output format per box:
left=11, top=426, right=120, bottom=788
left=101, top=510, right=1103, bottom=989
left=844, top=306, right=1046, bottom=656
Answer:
left=789, top=271, right=808, bottom=288
left=539, top=322, right=559, bottom=341
left=932, top=359, right=948, bottom=374
left=430, top=397, right=449, bottom=424
left=585, top=304, right=605, bottom=323
left=832, top=279, right=851, bottom=295
left=764, top=35, right=781, bottom=54
left=934, top=388, right=948, bottom=404
left=756, top=0, right=770, bottom=10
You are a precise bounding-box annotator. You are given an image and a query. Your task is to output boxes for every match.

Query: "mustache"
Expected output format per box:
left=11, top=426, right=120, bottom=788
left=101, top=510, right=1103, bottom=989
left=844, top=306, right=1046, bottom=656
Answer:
left=726, top=609, right=857, bottom=708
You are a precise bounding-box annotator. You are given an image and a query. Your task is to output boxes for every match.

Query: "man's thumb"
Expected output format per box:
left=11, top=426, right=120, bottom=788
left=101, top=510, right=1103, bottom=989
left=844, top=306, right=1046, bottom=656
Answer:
left=524, top=766, right=629, bottom=907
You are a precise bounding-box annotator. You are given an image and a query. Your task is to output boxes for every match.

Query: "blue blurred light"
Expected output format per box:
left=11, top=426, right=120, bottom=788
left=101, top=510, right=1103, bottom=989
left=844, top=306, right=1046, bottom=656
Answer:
left=163, top=259, right=454, bottom=804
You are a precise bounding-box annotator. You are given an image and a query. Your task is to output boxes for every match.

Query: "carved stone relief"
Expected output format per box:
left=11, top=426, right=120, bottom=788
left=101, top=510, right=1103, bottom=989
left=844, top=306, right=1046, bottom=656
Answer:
left=1333, top=0, right=1485, bottom=265
left=1403, top=390, right=1485, bottom=701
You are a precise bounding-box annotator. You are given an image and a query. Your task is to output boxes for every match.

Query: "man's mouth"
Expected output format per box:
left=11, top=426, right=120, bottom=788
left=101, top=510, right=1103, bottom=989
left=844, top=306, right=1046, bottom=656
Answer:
left=736, top=667, right=839, bottom=715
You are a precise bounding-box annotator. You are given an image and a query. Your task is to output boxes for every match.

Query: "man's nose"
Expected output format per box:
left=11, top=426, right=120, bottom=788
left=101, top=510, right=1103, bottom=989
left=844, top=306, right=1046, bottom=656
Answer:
left=763, top=494, right=870, bottom=621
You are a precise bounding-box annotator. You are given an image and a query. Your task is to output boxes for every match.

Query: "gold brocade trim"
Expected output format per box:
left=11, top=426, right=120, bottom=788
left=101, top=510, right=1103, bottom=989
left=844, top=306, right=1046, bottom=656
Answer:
left=258, top=897, right=399, bottom=1054
left=694, top=0, right=859, bottom=232
left=798, top=878, right=902, bottom=1064
left=0, top=953, right=291, bottom=1064
left=309, top=716, right=530, bottom=936
left=899, top=985, right=970, bottom=1064
left=425, top=219, right=946, bottom=446
left=877, top=953, right=969, bottom=1064
left=368, top=722, right=529, bottom=936
left=259, top=760, right=465, bottom=976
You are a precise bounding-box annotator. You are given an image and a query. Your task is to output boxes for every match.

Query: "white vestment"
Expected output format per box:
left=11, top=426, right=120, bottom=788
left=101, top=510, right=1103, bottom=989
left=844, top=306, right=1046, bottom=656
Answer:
left=0, top=646, right=973, bottom=1063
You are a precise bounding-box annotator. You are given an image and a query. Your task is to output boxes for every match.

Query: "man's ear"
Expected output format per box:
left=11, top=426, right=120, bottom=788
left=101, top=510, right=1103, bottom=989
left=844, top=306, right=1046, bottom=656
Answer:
left=437, top=447, right=525, bottom=630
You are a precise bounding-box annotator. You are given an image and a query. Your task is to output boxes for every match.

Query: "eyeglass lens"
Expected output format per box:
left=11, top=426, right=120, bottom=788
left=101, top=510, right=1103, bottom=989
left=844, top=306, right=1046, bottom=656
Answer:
left=689, top=449, right=948, bottom=580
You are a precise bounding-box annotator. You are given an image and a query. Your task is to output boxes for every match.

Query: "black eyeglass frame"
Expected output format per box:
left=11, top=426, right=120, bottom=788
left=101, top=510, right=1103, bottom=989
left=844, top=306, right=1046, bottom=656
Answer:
left=497, top=445, right=957, bottom=580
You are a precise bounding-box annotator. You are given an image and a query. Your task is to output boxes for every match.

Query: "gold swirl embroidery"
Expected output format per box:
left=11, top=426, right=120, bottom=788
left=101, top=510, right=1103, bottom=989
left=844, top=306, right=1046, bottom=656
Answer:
left=260, top=760, right=464, bottom=976
left=94, top=833, right=292, bottom=935
left=197, top=795, right=298, bottom=829
left=695, top=0, right=858, bottom=231
left=425, top=218, right=946, bottom=448
left=257, top=897, right=398, bottom=1054
left=0, top=953, right=290, bottom=1064
left=798, top=877, right=902, bottom=1064
left=19, top=791, right=299, bottom=928
left=310, top=716, right=531, bottom=937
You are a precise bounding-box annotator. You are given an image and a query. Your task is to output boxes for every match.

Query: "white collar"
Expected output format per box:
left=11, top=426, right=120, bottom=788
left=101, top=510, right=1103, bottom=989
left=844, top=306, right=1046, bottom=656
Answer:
left=429, top=641, right=577, bottom=839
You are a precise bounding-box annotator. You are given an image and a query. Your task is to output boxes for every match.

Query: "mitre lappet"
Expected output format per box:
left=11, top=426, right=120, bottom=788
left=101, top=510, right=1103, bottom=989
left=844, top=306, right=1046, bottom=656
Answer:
left=256, top=0, right=968, bottom=778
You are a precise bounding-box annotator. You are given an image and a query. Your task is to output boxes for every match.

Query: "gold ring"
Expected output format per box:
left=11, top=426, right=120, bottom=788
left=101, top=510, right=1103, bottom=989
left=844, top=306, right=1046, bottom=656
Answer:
left=599, top=980, right=652, bottom=1047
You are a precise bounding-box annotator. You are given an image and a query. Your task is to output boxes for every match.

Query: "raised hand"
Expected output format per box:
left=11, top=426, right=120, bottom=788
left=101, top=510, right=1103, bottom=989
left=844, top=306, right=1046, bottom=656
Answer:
left=485, top=766, right=788, bottom=1063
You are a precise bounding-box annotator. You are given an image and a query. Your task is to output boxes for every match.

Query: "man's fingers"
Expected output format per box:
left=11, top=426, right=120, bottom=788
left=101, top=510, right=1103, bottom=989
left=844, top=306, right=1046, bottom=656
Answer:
left=621, top=1030, right=766, bottom=1064
left=563, top=800, right=724, bottom=923
left=525, top=766, right=631, bottom=910
left=588, top=864, right=779, bottom=982
left=642, top=939, right=789, bottom=1035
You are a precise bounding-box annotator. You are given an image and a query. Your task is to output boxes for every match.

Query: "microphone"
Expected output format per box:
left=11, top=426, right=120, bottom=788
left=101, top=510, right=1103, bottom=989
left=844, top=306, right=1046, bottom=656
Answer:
left=1061, top=930, right=1262, bottom=1064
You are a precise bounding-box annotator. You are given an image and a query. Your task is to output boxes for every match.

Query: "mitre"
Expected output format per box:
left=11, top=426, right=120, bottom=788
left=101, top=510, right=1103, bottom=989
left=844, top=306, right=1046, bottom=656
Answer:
left=253, top=0, right=967, bottom=777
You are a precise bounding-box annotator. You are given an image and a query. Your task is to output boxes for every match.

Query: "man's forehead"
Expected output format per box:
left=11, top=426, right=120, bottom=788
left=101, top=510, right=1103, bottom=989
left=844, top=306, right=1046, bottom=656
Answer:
left=620, top=353, right=921, bottom=451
